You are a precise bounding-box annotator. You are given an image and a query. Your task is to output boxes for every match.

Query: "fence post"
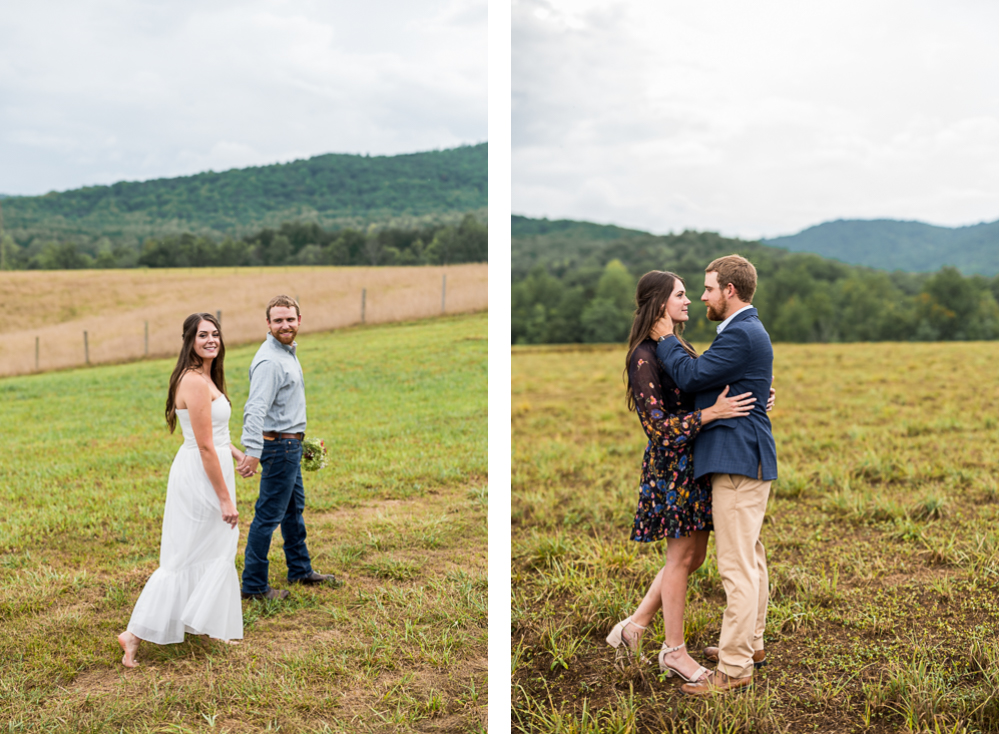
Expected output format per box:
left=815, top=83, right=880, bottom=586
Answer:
left=84, top=331, right=89, bottom=365
left=35, top=336, right=39, bottom=372
left=441, top=273, right=447, bottom=314
left=361, top=288, right=366, bottom=324
left=144, top=321, right=149, bottom=357
left=216, top=309, right=222, bottom=324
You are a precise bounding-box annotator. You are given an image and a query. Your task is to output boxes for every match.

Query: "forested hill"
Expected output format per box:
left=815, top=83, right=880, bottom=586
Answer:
left=511, top=214, right=998, bottom=344
left=763, top=218, right=998, bottom=276
left=2, top=144, right=486, bottom=249
left=511, top=215, right=644, bottom=239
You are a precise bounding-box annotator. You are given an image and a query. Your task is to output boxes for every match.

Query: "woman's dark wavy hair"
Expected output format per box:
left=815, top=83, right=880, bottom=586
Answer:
left=165, top=313, right=228, bottom=433
left=623, top=271, right=698, bottom=412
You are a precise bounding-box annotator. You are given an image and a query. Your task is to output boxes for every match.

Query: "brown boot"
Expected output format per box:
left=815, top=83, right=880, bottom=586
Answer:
left=680, top=669, right=753, bottom=696
left=703, top=646, right=766, bottom=668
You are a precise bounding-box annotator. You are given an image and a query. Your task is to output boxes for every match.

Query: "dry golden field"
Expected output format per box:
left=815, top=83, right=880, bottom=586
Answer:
left=0, top=263, right=487, bottom=376
left=512, top=341, right=998, bottom=733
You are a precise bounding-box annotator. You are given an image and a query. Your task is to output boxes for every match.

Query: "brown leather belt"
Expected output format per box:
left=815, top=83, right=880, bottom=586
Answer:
left=262, top=431, right=304, bottom=441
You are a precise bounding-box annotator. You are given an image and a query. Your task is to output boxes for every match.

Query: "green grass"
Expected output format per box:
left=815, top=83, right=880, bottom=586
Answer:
left=0, top=312, right=487, bottom=732
left=512, top=341, right=998, bottom=734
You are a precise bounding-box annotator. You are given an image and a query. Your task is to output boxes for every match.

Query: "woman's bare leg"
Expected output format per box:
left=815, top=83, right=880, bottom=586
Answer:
left=620, top=566, right=664, bottom=649
left=628, top=531, right=709, bottom=647
left=659, top=531, right=710, bottom=679
left=117, top=631, right=141, bottom=667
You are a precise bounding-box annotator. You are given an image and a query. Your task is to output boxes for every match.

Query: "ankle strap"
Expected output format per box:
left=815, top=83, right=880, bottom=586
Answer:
left=660, top=642, right=686, bottom=655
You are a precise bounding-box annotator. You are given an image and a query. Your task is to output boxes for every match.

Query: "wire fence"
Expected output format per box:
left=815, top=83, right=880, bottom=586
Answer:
left=0, top=263, right=487, bottom=377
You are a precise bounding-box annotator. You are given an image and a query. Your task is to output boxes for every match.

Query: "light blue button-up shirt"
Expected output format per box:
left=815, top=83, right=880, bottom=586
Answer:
left=241, top=333, right=307, bottom=458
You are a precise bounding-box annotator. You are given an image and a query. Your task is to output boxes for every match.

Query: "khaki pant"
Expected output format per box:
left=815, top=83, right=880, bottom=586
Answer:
left=711, top=472, right=770, bottom=679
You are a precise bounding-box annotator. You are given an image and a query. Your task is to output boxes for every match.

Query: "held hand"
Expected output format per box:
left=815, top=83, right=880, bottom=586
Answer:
left=711, top=385, right=757, bottom=420
left=649, top=314, right=674, bottom=342
left=238, top=455, right=260, bottom=479
left=220, top=498, right=239, bottom=529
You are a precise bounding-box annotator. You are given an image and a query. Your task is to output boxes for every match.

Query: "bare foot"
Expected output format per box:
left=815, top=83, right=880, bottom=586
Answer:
left=117, top=631, right=140, bottom=668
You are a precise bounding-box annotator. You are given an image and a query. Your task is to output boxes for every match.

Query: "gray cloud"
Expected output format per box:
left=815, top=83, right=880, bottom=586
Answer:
left=0, top=0, right=486, bottom=194
left=512, top=0, right=998, bottom=238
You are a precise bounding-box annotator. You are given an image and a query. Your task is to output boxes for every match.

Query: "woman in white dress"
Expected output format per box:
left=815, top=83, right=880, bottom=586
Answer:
left=117, top=313, right=245, bottom=667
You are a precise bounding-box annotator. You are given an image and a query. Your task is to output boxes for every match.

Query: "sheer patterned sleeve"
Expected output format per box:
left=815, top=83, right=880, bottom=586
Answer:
left=629, top=344, right=703, bottom=448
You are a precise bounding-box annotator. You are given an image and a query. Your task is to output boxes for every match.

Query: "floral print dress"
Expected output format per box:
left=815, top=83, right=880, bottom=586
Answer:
left=628, top=339, right=712, bottom=542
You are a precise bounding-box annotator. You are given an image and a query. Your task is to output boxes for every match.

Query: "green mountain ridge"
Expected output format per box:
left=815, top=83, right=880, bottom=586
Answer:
left=762, top=218, right=998, bottom=276
left=2, top=144, right=487, bottom=250
left=511, top=214, right=998, bottom=344
left=511, top=215, right=649, bottom=282
left=511, top=214, right=644, bottom=240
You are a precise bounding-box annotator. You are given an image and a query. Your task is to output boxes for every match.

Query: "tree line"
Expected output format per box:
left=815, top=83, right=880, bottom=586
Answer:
left=512, top=229, right=998, bottom=344
left=0, top=214, right=487, bottom=270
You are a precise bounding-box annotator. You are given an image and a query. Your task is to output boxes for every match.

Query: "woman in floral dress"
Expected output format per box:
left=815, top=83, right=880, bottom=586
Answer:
left=606, top=270, right=762, bottom=683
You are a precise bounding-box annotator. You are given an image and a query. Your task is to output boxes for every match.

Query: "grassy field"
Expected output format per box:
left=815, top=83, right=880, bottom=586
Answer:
left=512, top=341, right=998, bottom=733
left=0, top=263, right=487, bottom=377
left=0, top=312, right=487, bottom=732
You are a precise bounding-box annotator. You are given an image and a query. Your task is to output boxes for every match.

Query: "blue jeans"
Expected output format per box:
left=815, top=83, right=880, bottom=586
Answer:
left=241, top=438, right=314, bottom=594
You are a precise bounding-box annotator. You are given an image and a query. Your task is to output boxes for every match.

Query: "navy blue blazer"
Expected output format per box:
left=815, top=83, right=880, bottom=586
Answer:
left=656, top=307, right=777, bottom=481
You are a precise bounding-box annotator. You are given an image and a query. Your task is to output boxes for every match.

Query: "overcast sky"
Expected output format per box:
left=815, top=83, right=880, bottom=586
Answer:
left=0, top=0, right=486, bottom=196
left=513, top=0, right=998, bottom=239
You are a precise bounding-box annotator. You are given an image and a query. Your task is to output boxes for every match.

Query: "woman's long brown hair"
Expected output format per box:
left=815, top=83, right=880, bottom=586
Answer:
left=624, top=271, right=698, bottom=412
left=165, top=313, right=228, bottom=433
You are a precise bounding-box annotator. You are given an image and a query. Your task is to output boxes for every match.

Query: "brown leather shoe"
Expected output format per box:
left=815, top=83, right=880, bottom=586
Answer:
left=290, top=571, right=342, bottom=587
left=680, top=670, right=753, bottom=696
left=241, top=588, right=290, bottom=601
left=703, top=646, right=767, bottom=668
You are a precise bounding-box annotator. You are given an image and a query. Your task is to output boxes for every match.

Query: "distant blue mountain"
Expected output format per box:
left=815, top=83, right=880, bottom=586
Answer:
left=763, top=219, right=998, bottom=276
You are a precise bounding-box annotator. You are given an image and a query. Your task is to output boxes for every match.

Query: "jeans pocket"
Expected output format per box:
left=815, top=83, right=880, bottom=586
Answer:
left=259, top=453, right=280, bottom=481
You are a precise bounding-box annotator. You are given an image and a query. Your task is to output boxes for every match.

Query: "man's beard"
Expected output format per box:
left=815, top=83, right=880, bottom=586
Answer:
left=272, top=326, right=297, bottom=343
left=705, top=300, right=726, bottom=321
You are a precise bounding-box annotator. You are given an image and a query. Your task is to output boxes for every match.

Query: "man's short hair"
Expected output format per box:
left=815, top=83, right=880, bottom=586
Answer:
left=706, top=255, right=757, bottom=303
left=266, top=295, right=300, bottom=321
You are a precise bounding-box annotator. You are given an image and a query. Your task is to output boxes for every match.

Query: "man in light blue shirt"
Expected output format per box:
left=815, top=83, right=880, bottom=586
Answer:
left=237, top=295, right=339, bottom=599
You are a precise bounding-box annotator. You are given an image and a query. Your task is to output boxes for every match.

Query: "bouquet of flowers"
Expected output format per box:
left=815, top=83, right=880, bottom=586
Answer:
left=301, top=437, right=328, bottom=471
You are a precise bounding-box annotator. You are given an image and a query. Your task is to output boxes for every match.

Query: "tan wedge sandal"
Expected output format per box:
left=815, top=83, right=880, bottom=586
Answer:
left=606, top=617, right=647, bottom=660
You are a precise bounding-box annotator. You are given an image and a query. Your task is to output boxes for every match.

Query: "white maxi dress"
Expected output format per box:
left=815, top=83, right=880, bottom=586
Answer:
left=126, top=396, right=243, bottom=643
